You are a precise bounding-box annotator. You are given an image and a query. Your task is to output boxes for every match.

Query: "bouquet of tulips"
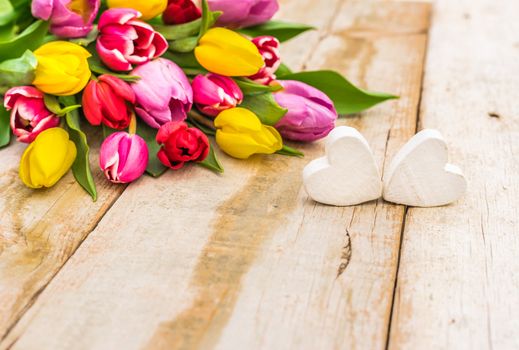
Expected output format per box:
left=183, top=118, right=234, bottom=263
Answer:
left=0, top=0, right=396, bottom=200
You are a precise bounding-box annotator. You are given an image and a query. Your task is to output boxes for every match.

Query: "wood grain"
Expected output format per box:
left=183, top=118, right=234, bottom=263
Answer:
left=387, top=0, right=519, bottom=349
left=1, top=1, right=431, bottom=349
left=0, top=129, right=125, bottom=340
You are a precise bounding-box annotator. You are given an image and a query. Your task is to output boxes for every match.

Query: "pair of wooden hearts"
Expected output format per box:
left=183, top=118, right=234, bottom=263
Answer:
left=303, top=127, right=467, bottom=207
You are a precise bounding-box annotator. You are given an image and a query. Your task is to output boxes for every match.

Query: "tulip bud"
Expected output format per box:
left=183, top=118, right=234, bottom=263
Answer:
left=214, top=107, right=282, bottom=159
left=248, top=36, right=281, bottom=85
left=33, top=41, right=91, bottom=96
left=274, top=80, right=338, bottom=142
left=107, top=0, right=167, bottom=20
left=31, top=0, right=100, bottom=38
left=97, top=8, right=168, bottom=71
left=19, top=128, right=77, bottom=189
left=163, top=0, right=201, bottom=25
left=4, top=86, right=60, bottom=143
left=156, top=121, right=209, bottom=169
left=131, top=58, right=193, bottom=129
left=82, top=75, right=136, bottom=130
left=208, top=0, right=279, bottom=28
left=192, top=74, right=243, bottom=117
left=99, top=132, right=149, bottom=183
left=195, top=28, right=264, bottom=77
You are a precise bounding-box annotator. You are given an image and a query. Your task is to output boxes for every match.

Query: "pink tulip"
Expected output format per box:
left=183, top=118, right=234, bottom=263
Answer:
left=31, top=0, right=100, bottom=38
left=4, top=86, right=61, bottom=143
left=249, top=36, right=281, bottom=85
left=274, top=80, right=337, bottom=142
left=131, top=58, right=193, bottom=129
left=99, top=132, right=149, bottom=183
left=192, top=73, right=243, bottom=117
left=97, top=8, right=168, bottom=71
left=208, top=0, right=279, bottom=28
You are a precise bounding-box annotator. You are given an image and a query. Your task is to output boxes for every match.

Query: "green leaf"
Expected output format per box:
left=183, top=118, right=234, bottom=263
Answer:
left=163, top=51, right=203, bottom=70
left=69, top=27, right=98, bottom=47
left=187, top=117, right=215, bottom=136
left=240, top=92, right=287, bottom=125
left=43, top=94, right=81, bottom=116
left=0, top=50, right=37, bottom=90
left=276, top=144, right=304, bottom=158
left=154, top=19, right=202, bottom=41
left=87, top=56, right=140, bottom=82
left=239, top=20, right=315, bottom=42
left=278, top=70, right=398, bottom=115
left=61, top=96, right=97, bottom=201
left=234, top=78, right=282, bottom=95
left=169, top=36, right=198, bottom=53
left=136, top=121, right=168, bottom=177
left=0, top=0, right=15, bottom=26
left=198, top=142, right=224, bottom=173
left=275, top=63, right=292, bottom=76
left=0, top=101, right=10, bottom=148
left=0, top=20, right=48, bottom=61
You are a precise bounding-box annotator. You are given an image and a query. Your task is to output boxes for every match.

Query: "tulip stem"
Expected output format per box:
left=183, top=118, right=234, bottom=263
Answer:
left=129, top=113, right=137, bottom=135
left=188, top=110, right=216, bottom=131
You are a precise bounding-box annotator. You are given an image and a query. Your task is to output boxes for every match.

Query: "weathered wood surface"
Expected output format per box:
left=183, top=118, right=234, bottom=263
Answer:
left=387, top=0, right=519, bottom=349
left=0, top=129, right=125, bottom=340
left=0, top=1, right=432, bottom=349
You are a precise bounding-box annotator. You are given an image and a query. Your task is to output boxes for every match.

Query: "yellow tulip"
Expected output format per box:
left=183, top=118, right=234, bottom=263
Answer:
left=107, top=0, right=167, bottom=20
left=215, top=107, right=283, bottom=159
left=33, top=41, right=91, bottom=96
left=195, top=28, right=264, bottom=77
left=19, top=128, right=77, bottom=189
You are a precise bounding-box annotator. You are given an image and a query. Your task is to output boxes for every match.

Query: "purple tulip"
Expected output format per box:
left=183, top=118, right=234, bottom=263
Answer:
left=4, top=86, right=61, bottom=143
left=192, top=73, right=243, bottom=117
left=99, top=132, right=149, bottom=184
left=97, top=8, right=168, bottom=71
left=131, top=58, right=193, bottom=129
left=31, top=0, right=100, bottom=38
left=274, top=80, right=338, bottom=142
left=207, top=0, right=279, bottom=28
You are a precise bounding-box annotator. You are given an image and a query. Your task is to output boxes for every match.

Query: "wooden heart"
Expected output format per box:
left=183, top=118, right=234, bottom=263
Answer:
left=303, top=126, right=383, bottom=206
left=383, top=129, right=467, bottom=207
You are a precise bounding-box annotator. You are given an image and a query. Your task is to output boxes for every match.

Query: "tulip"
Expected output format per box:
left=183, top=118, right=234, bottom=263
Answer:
left=208, top=0, right=279, bottom=28
left=107, top=0, right=167, bottom=20
left=163, top=0, right=201, bottom=25
left=19, top=128, right=77, bottom=189
left=274, top=80, right=338, bottom=142
left=4, top=86, right=60, bottom=143
left=195, top=28, right=264, bottom=77
left=214, top=107, right=282, bottom=159
left=248, top=36, right=281, bottom=85
left=131, top=58, right=193, bottom=129
left=31, top=0, right=100, bottom=38
left=99, top=132, right=149, bottom=183
left=156, top=121, right=209, bottom=169
left=82, top=75, right=136, bottom=130
left=97, top=8, right=168, bottom=71
left=32, top=41, right=91, bottom=96
left=192, top=73, right=243, bottom=117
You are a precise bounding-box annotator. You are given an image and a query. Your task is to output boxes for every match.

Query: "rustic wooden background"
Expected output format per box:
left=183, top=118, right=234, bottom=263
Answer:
left=1, top=0, right=518, bottom=349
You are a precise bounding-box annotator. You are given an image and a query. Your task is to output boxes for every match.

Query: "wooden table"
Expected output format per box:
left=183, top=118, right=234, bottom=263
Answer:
left=1, top=0, right=518, bottom=349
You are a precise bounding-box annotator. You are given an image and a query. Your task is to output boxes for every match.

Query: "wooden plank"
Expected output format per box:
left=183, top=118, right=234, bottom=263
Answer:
left=1, top=1, right=430, bottom=349
left=0, top=129, right=125, bottom=340
left=388, top=0, right=519, bottom=349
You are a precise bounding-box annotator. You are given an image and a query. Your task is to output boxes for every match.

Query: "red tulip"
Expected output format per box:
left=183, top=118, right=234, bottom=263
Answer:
left=192, top=73, right=243, bottom=117
left=249, top=36, right=281, bottom=85
left=4, top=86, right=60, bottom=143
left=82, top=75, right=136, bottom=130
left=163, top=0, right=201, bottom=25
left=156, top=121, right=209, bottom=169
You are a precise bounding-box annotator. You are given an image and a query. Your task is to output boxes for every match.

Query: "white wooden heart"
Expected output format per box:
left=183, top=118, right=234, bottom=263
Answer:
left=383, top=129, right=467, bottom=207
left=303, top=126, right=382, bottom=206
